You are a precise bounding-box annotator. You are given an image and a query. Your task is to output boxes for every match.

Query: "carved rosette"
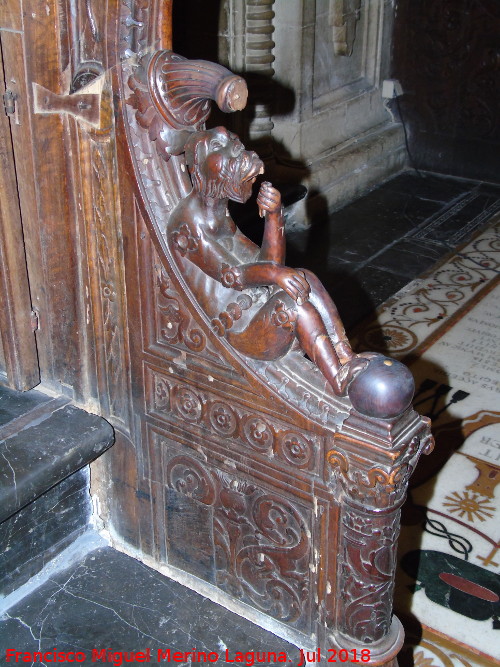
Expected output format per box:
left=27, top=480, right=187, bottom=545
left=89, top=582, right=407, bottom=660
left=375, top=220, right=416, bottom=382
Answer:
left=209, top=401, right=238, bottom=437
left=243, top=416, right=274, bottom=452
left=277, top=431, right=314, bottom=469
left=171, top=386, right=203, bottom=423
left=148, top=370, right=323, bottom=472
left=328, top=413, right=434, bottom=644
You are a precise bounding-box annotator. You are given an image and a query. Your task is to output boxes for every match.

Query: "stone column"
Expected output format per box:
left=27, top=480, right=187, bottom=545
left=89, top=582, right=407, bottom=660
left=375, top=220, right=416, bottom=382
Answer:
left=219, top=0, right=276, bottom=157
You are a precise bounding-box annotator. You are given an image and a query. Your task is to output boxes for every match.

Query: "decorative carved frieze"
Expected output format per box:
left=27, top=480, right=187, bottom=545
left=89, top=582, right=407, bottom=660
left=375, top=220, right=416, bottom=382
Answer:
left=147, top=367, right=322, bottom=473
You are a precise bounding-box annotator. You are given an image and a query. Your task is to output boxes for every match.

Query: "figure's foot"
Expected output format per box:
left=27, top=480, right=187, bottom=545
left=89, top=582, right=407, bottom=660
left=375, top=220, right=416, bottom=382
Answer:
left=331, top=355, right=369, bottom=396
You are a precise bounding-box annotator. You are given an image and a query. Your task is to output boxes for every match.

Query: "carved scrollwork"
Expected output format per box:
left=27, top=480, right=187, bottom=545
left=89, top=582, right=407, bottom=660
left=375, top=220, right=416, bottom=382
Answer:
left=326, top=415, right=435, bottom=643
left=328, top=422, right=434, bottom=508
left=220, top=264, right=245, bottom=291
left=156, top=263, right=207, bottom=353
left=166, top=455, right=215, bottom=505
left=338, top=508, right=400, bottom=642
left=154, top=374, right=170, bottom=411
left=214, top=482, right=310, bottom=628
left=212, top=295, right=253, bottom=336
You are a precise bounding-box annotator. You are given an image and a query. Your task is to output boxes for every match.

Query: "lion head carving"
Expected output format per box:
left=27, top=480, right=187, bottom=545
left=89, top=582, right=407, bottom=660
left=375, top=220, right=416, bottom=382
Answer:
left=184, top=127, right=264, bottom=203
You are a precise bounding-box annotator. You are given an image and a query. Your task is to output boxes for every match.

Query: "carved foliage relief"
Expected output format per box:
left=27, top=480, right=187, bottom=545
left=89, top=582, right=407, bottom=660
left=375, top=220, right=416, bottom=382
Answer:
left=155, top=260, right=207, bottom=354
left=337, top=508, right=400, bottom=642
left=89, top=140, right=129, bottom=424
left=162, top=447, right=313, bottom=631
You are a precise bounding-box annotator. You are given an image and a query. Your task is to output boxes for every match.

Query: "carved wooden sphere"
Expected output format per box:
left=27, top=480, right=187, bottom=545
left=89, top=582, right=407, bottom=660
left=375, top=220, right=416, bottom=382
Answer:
left=348, top=355, right=415, bottom=419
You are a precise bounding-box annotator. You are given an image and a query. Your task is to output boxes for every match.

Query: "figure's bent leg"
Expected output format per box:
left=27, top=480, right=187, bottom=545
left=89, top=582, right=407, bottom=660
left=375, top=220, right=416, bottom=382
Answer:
left=295, top=300, right=366, bottom=395
left=225, top=290, right=366, bottom=396
left=298, top=269, right=353, bottom=363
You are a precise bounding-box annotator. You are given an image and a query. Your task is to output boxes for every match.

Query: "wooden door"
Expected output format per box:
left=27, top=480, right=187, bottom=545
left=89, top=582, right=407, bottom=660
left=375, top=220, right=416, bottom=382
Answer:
left=0, top=31, right=39, bottom=390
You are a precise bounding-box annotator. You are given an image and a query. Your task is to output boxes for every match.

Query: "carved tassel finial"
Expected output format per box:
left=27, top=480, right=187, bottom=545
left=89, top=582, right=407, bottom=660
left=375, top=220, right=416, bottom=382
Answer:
left=127, top=50, right=248, bottom=159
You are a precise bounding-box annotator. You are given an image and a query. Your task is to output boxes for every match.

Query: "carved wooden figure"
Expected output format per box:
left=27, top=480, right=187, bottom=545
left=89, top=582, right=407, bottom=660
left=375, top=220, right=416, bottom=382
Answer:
left=169, top=126, right=371, bottom=397
left=95, top=6, right=435, bottom=664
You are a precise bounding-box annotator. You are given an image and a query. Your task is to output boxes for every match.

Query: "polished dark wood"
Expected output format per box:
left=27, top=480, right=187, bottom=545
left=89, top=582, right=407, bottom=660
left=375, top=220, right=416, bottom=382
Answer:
left=0, top=2, right=432, bottom=663
left=105, top=0, right=433, bottom=654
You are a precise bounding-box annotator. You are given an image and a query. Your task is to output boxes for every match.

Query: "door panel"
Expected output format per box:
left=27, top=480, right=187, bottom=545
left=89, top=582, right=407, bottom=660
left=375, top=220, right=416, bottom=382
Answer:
left=0, top=40, right=40, bottom=390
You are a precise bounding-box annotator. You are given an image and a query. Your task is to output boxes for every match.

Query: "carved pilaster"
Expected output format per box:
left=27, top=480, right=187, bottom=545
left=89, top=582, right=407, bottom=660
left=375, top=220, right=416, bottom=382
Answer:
left=327, top=411, right=433, bottom=649
left=245, top=0, right=276, bottom=148
left=219, top=0, right=276, bottom=155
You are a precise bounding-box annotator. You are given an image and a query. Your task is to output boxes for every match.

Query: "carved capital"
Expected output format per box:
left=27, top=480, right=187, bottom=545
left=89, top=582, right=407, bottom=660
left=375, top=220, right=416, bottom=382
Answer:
left=328, top=412, right=433, bottom=510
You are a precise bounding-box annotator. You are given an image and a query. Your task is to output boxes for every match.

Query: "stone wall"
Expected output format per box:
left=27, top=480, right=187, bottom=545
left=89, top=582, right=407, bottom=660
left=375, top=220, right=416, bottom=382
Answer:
left=218, top=0, right=407, bottom=227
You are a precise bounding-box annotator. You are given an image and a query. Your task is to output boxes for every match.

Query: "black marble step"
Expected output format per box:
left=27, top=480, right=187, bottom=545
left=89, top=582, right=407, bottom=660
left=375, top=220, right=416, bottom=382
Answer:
left=0, top=468, right=92, bottom=596
left=0, top=384, right=114, bottom=596
left=0, top=385, right=114, bottom=524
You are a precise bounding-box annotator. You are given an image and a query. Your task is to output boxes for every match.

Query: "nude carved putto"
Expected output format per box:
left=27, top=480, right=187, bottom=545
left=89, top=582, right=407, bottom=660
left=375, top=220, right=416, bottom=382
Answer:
left=167, top=126, right=368, bottom=397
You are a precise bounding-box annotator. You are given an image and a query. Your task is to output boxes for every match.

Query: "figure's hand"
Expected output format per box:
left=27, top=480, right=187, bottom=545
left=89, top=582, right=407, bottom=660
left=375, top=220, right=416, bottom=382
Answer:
left=257, top=182, right=282, bottom=218
left=272, top=266, right=310, bottom=303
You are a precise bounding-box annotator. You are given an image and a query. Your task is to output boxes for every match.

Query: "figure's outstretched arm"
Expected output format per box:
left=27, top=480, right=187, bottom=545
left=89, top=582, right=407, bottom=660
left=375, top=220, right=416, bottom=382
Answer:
left=257, top=182, right=286, bottom=265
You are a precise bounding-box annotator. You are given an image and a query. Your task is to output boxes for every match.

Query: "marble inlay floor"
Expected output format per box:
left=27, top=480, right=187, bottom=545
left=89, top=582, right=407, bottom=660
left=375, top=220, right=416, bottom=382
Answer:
left=355, top=218, right=500, bottom=666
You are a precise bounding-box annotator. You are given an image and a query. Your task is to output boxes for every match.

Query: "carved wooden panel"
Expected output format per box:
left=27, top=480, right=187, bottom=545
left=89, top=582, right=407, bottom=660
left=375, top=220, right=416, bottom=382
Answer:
left=156, top=434, right=315, bottom=633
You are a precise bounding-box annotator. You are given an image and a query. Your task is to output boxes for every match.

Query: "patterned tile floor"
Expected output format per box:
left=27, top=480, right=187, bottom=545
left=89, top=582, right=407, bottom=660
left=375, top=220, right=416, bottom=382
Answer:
left=353, top=217, right=500, bottom=666
left=287, top=170, right=500, bottom=331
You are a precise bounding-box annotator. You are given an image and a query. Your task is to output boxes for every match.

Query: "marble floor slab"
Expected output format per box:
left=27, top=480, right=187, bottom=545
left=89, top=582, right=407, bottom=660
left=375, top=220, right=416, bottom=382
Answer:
left=354, top=218, right=500, bottom=666
left=0, top=545, right=302, bottom=666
